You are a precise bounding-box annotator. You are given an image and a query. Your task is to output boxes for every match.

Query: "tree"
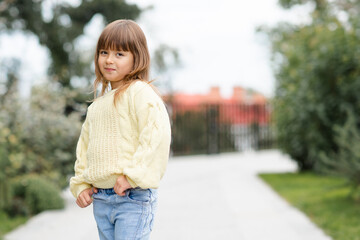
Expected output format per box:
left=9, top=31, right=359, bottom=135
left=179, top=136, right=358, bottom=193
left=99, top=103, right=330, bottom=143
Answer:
left=261, top=0, right=360, bottom=170
left=152, top=44, right=181, bottom=93
left=0, top=0, right=141, bottom=88
left=0, top=0, right=144, bottom=117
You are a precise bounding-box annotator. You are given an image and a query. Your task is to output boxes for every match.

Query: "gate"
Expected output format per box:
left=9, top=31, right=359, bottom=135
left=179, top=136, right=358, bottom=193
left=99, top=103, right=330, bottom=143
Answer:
left=169, top=102, right=275, bottom=155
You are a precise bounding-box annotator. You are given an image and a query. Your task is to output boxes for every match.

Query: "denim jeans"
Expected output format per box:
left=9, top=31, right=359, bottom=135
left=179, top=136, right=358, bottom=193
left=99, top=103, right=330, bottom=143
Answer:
left=92, top=187, right=158, bottom=240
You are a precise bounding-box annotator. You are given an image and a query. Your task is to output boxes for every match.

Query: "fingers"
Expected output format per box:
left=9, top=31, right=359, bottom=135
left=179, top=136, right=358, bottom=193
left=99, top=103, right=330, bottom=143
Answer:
left=119, top=188, right=127, bottom=196
left=114, top=183, right=129, bottom=196
left=76, top=198, right=81, bottom=207
left=114, top=175, right=132, bottom=196
left=76, top=188, right=94, bottom=208
left=77, top=195, right=92, bottom=208
left=114, top=185, right=127, bottom=196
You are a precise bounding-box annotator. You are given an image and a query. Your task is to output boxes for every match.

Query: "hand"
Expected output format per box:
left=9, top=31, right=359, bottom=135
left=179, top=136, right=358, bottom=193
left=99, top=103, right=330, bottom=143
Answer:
left=114, top=175, right=132, bottom=196
left=76, top=187, right=98, bottom=208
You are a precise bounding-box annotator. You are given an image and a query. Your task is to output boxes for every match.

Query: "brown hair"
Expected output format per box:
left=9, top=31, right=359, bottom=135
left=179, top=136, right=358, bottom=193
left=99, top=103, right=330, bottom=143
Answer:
left=93, top=19, right=151, bottom=103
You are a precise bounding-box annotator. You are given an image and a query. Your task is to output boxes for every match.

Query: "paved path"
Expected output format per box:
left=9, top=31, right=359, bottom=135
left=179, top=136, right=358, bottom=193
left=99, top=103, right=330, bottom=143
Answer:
left=5, top=150, right=332, bottom=240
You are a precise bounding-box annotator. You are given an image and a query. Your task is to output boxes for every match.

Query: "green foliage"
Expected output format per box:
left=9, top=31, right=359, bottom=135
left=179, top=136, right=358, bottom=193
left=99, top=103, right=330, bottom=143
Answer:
left=0, top=0, right=141, bottom=87
left=9, top=175, right=64, bottom=216
left=24, top=176, right=64, bottom=214
left=278, top=0, right=360, bottom=17
left=0, top=129, right=11, bottom=210
left=152, top=44, right=181, bottom=91
left=0, top=82, right=26, bottom=212
left=278, top=0, right=328, bottom=11
left=23, top=85, right=83, bottom=188
left=260, top=172, right=360, bottom=240
left=0, top=211, right=28, bottom=239
left=0, top=83, right=83, bottom=216
left=318, top=109, right=360, bottom=197
left=0, top=84, right=83, bottom=186
left=262, top=0, right=360, bottom=170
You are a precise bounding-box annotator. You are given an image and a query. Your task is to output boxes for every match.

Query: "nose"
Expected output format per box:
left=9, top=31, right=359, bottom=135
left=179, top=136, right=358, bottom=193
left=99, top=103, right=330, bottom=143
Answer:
left=105, top=54, right=114, bottom=64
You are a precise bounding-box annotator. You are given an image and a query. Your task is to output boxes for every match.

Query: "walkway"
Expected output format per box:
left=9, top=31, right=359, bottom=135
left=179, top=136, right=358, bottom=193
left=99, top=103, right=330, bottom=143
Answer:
left=5, top=150, right=332, bottom=240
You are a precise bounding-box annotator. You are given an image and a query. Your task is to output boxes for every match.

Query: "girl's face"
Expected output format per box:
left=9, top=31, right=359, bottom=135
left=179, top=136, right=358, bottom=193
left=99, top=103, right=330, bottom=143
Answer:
left=98, top=49, right=134, bottom=89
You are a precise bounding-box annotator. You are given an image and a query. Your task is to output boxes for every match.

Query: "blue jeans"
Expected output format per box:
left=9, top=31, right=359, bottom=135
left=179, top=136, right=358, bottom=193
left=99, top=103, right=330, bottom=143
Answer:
left=92, top=187, right=158, bottom=240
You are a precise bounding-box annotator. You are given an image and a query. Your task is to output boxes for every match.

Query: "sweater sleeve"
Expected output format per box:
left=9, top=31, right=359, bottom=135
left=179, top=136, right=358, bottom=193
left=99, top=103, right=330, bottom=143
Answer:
left=69, top=117, right=92, bottom=198
left=123, top=82, right=171, bottom=189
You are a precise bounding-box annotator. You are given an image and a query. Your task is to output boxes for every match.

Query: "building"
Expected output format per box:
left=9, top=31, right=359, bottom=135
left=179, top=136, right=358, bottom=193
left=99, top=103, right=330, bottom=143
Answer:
left=165, top=87, right=273, bottom=153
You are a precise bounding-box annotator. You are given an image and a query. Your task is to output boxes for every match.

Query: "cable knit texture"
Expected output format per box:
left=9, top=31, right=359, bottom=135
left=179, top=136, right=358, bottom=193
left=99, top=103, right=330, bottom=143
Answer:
left=69, top=81, right=171, bottom=198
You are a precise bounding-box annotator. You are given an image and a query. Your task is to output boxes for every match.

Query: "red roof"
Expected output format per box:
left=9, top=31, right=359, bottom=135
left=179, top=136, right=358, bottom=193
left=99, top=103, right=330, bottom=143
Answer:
left=167, top=86, right=267, bottom=105
left=165, top=86, right=270, bottom=125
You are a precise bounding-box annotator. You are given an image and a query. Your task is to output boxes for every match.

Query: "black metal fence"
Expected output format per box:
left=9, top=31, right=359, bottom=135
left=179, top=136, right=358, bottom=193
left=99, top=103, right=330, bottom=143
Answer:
left=168, top=102, right=276, bottom=156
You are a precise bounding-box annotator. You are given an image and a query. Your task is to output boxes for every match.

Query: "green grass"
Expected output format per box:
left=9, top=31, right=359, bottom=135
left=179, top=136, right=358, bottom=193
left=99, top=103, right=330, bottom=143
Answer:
left=259, top=172, right=360, bottom=240
left=0, top=211, right=28, bottom=240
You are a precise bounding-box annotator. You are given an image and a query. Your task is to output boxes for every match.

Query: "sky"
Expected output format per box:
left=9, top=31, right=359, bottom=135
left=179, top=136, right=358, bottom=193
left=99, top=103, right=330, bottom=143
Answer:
left=128, top=0, right=312, bottom=97
left=0, top=0, right=312, bottom=98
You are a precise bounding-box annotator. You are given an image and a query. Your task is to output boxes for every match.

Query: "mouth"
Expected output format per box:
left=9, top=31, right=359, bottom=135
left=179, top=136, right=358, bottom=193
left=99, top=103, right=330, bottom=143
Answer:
left=104, top=67, right=116, bottom=72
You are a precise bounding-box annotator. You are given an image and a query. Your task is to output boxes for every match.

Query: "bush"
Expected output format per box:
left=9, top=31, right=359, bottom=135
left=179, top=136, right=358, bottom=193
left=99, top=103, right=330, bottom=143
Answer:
left=0, top=84, right=81, bottom=217
left=23, top=86, right=82, bottom=188
left=318, top=109, right=360, bottom=198
left=266, top=20, right=360, bottom=171
left=8, top=175, right=64, bottom=216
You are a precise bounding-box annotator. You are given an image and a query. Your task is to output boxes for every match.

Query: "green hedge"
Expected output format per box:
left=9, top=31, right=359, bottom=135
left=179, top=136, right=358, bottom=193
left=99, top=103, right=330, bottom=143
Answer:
left=266, top=20, right=360, bottom=171
left=7, top=175, right=64, bottom=216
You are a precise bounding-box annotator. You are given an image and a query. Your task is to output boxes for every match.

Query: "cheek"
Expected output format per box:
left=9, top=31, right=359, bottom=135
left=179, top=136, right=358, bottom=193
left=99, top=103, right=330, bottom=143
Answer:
left=128, top=60, right=134, bottom=71
left=121, top=61, right=133, bottom=73
left=129, top=63, right=134, bottom=72
left=97, top=57, right=103, bottom=66
left=96, top=61, right=104, bottom=75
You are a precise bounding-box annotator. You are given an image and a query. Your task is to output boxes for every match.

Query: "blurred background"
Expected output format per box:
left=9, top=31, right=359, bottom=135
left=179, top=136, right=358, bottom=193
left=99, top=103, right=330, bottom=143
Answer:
left=1, top=0, right=360, bottom=239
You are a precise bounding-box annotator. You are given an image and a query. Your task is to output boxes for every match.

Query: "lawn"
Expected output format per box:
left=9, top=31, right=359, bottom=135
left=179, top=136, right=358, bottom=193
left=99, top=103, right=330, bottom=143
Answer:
left=259, top=172, right=360, bottom=240
left=0, top=211, right=28, bottom=240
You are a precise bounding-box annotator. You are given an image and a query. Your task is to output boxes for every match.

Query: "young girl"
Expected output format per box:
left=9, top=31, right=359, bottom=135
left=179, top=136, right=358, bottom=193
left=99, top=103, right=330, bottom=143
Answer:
left=69, top=19, right=171, bottom=240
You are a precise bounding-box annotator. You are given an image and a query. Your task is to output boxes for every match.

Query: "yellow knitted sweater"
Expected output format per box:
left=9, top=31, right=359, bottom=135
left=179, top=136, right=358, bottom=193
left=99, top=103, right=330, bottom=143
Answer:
left=69, top=81, right=171, bottom=198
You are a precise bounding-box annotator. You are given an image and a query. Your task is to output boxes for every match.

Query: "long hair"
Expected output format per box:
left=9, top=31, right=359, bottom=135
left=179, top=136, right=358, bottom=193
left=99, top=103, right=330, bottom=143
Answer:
left=93, top=19, right=151, bottom=103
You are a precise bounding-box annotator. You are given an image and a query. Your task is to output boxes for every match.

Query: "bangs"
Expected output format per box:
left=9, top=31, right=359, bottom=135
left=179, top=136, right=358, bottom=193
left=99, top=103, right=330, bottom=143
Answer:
left=97, top=24, right=132, bottom=52
left=94, top=19, right=150, bottom=91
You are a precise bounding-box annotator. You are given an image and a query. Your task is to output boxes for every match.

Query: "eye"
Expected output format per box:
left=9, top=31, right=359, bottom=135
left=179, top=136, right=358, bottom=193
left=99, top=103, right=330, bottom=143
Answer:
left=100, top=50, right=108, bottom=55
left=116, top=52, right=124, bottom=57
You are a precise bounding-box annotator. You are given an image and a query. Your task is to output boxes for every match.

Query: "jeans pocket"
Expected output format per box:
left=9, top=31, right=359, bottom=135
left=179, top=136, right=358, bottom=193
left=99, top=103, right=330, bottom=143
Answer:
left=92, top=191, right=108, bottom=201
left=126, top=188, right=151, bottom=204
